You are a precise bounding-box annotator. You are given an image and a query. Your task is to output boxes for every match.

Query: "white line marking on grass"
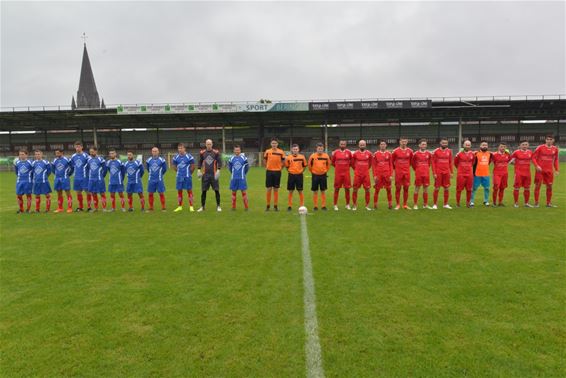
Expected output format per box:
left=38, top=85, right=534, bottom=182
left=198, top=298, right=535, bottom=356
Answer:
left=300, top=215, right=325, bottom=378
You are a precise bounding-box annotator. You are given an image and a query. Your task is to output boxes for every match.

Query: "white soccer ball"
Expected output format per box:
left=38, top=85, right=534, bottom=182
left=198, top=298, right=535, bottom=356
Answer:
left=298, top=206, right=308, bottom=215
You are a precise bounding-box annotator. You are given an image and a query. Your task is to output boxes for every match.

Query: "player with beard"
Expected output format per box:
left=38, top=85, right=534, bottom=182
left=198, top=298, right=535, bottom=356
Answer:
left=431, top=138, right=453, bottom=209
left=454, top=140, right=475, bottom=207
left=470, top=141, right=492, bottom=207
left=351, top=140, right=373, bottom=211
left=331, top=140, right=353, bottom=210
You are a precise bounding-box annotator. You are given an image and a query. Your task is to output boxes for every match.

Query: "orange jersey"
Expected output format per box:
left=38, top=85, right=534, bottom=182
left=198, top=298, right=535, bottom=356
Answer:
left=286, top=154, right=307, bottom=174
left=264, top=148, right=285, bottom=171
left=308, top=153, right=331, bottom=175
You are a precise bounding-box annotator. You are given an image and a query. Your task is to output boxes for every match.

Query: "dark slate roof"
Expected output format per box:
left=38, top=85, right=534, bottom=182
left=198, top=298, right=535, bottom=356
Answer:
left=75, top=44, right=100, bottom=109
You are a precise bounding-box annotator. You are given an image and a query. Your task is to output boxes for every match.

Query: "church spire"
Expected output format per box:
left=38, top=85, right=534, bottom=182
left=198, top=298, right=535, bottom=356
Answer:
left=75, top=34, right=101, bottom=109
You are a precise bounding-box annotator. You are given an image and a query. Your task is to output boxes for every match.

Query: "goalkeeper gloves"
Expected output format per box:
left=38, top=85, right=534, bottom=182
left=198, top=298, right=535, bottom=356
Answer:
left=197, top=169, right=203, bottom=179
left=214, top=170, right=220, bottom=180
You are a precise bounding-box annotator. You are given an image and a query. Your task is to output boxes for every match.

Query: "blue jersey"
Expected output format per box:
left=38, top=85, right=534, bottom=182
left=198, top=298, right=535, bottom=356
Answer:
left=146, top=156, right=167, bottom=182
left=106, top=159, right=125, bottom=185
left=228, top=154, right=250, bottom=180
left=86, top=156, right=106, bottom=181
left=14, top=159, right=33, bottom=183
left=31, top=159, right=52, bottom=184
left=172, top=153, right=195, bottom=179
left=70, top=152, right=89, bottom=180
left=52, top=156, right=74, bottom=179
left=124, top=160, right=144, bottom=184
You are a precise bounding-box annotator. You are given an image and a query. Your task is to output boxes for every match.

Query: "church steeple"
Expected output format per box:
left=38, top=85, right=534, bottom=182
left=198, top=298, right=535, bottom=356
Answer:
left=74, top=35, right=101, bottom=109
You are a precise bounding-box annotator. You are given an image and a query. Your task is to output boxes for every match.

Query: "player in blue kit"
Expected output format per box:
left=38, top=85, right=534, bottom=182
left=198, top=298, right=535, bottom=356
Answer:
left=70, top=141, right=90, bottom=211
left=14, top=149, right=33, bottom=213
left=52, top=149, right=74, bottom=213
left=172, top=143, right=196, bottom=212
left=146, top=147, right=168, bottom=211
left=86, top=146, right=107, bottom=212
left=228, top=145, right=250, bottom=211
left=106, top=149, right=126, bottom=212
left=124, top=151, right=145, bottom=212
left=31, top=150, right=52, bottom=212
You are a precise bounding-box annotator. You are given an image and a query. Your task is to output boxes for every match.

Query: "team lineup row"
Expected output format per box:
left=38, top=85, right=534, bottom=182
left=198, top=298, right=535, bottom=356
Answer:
left=11, top=135, right=560, bottom=213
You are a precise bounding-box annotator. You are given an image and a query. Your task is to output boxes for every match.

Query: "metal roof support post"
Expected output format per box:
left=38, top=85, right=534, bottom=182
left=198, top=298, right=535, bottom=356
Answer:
left=93, top=127, right=98, bottom=149
left=290, top=123, right=293, bottom=147
left=222, top=124, right=226, bottom=152
left=458, top=117, right=463, bottom=149
left=258, top=122, right=265, bottom=167
left=324, top=122, right=328, bottom=152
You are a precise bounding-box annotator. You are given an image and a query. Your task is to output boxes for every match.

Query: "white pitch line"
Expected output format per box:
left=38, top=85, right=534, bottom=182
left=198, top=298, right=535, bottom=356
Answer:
left=300, top=214, right=325, bottom=378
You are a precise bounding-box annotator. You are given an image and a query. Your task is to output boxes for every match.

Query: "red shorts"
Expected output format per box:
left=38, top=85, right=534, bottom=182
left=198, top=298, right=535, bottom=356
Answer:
left=535, top=170, right=554, bottom=185
left=513, top=173, right=531, bottom=189
left=493, top=173, right=508, bottom=190
left=334, top=172, right=352, bottom=189
left=456, top=175, right=473, bottom=191
left=374, top=174, right=391, bottom=189
left=434, top=172, right=451, bottom=188
left=414, top=174, right=430, bottom=187
left=395, top=172, right=411, bottom=187
left=353, top=174, right=371, bottom=189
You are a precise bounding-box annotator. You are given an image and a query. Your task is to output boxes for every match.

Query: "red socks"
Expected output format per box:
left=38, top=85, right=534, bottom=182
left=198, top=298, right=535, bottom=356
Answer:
left=17, top=195, right=24, bottom=212
left=242, top=191, right=249, bottom=209
left=159, top=193, right=166, bottom=209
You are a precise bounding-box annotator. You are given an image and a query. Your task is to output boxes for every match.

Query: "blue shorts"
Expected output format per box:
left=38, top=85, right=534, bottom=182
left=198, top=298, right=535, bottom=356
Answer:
left=54, top=178, right=71, bottom=191
left=473, top=176, right=490, bottom=190
left=73, top=178, right=89, bottom=191
left=230, top=178, right=248, bottom=191
left=147, top=180, right=165, bottom=193
left=108, top=183, right=124, bottom=193
left=126, top=182, right=143, bottom=194
left=176, top=177, right=193, bottom=191
left=88, top=180, right=106, bottom=193
left=33, top=182, right=52, bottom=195
left=16, top=182, right=32, bottom=195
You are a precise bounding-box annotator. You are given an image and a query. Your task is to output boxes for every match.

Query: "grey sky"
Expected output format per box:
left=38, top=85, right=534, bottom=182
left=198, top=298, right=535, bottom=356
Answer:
left=1, top=1, right=564, bottom=107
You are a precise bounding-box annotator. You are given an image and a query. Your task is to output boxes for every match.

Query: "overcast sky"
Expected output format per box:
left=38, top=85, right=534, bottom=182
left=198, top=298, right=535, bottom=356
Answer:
left=1, top=1, right=564, bottom=108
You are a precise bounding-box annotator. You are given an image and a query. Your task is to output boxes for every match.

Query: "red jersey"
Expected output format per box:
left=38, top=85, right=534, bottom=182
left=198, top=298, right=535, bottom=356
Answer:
left=432, top=147, right=453, bottom=175
left=331, top=149, right=353, bottom=174
left=491, top=151, right=511, bottom=175
left=511, top=149, right=532, bottom=176
left=351, top=149, right=373, bottom=176
left=391, top=147, right=414, bottom=174
left=372, top=150, right=392, bottom=176
left=412, top=150, right=432, bottom=176
left=454, top=150, right=475, bottom=176
left=532, top=145, right=559, bottom=172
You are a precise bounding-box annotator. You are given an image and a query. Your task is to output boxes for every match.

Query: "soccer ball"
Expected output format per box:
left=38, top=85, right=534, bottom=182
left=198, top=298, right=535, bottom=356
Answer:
left=298, top=206, right=308, bottom=215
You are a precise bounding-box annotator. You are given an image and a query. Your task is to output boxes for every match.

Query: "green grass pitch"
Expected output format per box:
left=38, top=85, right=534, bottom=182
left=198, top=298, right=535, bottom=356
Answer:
left=1, top=165, right=565, bottom=377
